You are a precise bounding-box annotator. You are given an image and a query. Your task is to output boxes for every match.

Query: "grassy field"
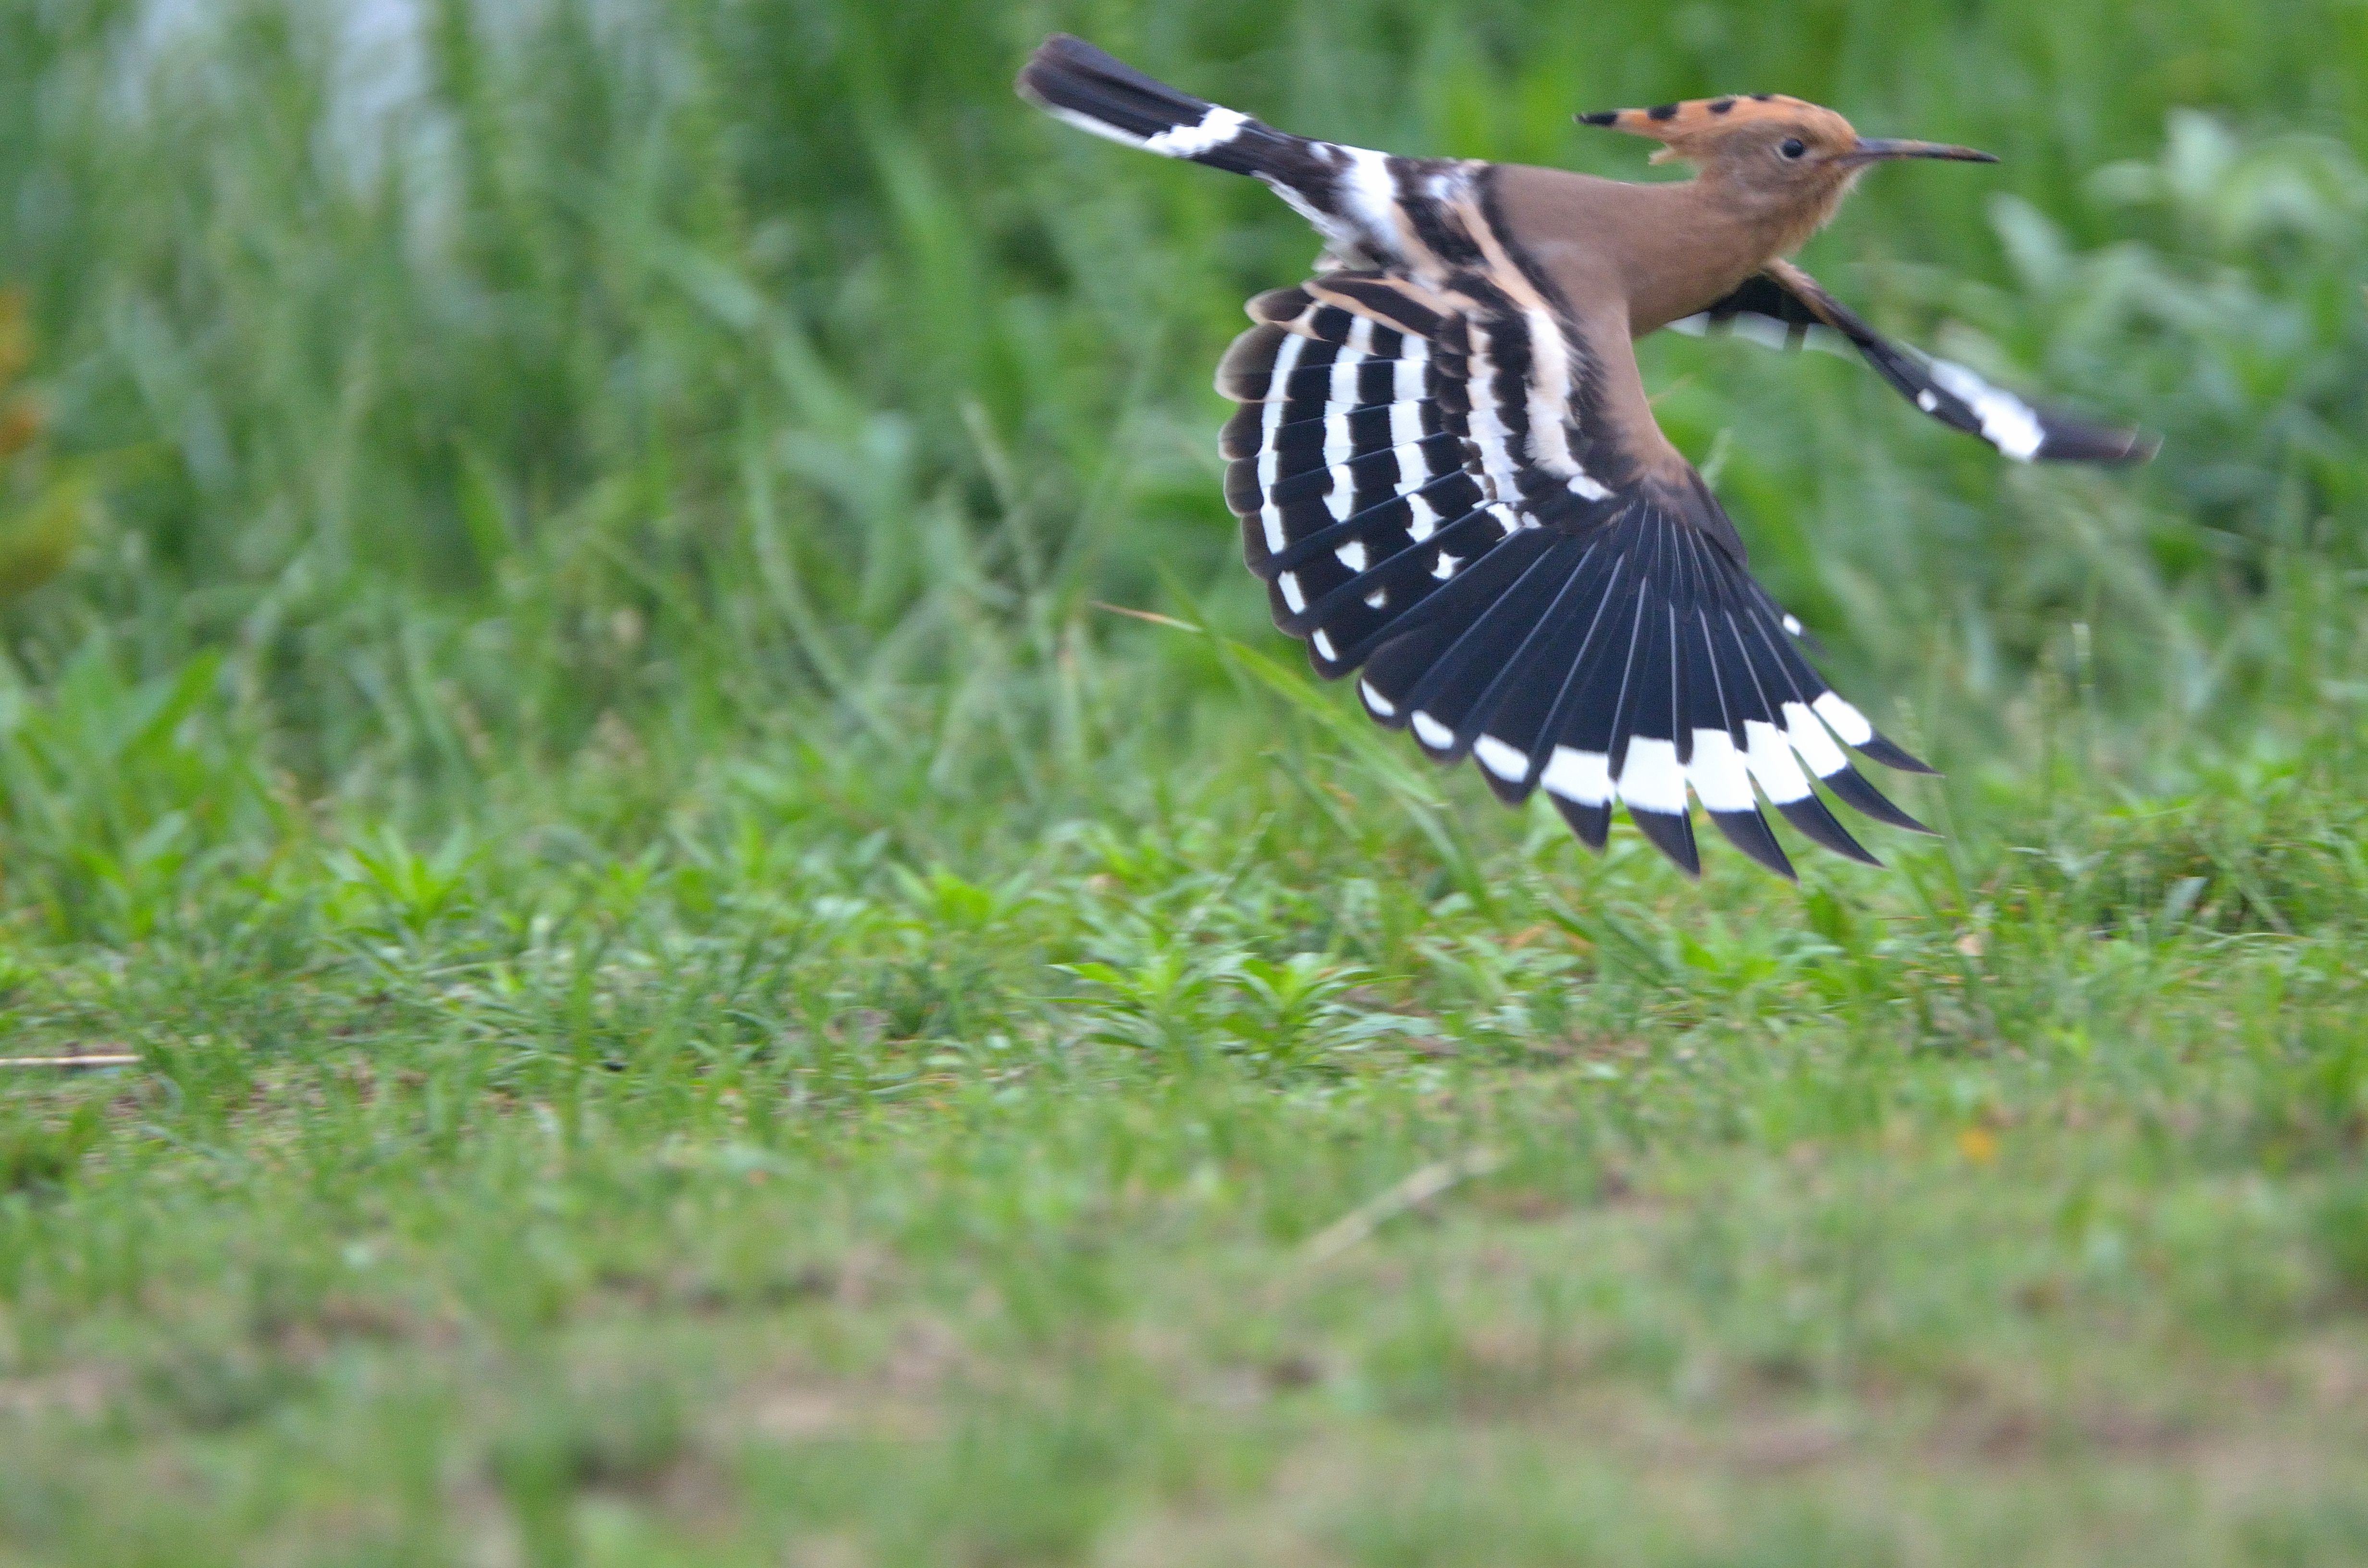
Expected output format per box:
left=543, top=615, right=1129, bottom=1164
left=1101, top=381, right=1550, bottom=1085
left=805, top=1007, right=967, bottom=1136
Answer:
left=2, top=0, right=2368, bottom=1562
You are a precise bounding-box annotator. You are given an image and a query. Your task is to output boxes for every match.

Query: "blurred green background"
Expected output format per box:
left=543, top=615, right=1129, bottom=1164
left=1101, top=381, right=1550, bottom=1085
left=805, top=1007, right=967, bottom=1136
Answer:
left=0, top=0, right=2361, bottom=880
left=3, top=2, right=2368, bottom=1564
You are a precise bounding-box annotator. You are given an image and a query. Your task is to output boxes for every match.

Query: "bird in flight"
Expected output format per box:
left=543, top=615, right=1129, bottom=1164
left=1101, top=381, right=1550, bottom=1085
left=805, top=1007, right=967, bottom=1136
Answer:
left=1017, top=36, right=2153, bottom=879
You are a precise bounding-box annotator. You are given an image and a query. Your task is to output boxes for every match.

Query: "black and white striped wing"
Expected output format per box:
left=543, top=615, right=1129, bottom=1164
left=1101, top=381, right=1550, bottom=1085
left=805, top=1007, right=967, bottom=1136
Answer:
left=1220, top=270, right=1936, bottom=879
left=1672, top=261, right=2158, bottom=464
left=1219, top=274, right=1515, bottom=679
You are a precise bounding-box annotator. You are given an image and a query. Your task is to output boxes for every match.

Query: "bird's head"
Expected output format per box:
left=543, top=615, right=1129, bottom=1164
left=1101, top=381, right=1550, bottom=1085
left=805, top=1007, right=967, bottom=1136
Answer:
left=1578, top=95, right=1995, bottom=230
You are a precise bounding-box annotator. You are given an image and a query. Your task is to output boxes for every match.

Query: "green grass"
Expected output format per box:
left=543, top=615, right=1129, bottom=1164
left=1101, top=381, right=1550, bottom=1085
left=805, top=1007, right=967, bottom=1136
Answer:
left=1, top=0, right=2367, bottom=1561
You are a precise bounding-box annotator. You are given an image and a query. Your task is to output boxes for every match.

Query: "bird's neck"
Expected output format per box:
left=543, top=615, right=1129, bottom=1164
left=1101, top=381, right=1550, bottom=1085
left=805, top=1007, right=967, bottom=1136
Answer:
left=1618, top=172, right=1853, bottom=332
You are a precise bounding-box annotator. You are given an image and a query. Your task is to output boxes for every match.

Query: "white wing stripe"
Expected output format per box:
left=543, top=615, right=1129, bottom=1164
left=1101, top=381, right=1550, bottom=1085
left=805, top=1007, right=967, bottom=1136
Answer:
left=1685, top=729, right=1755, bottom=812
left=1781, top=701, right=1849, bottom=779
left=1473, top=735, right=1528, bottom=781
left=1742, top=720, right=1813, bottom=805
left=1463, top=321, right=1521, bottom=499
left=1389, top=400, right=1425, bottom=450
left=1930, top=360, right=2046, bottom=461
left=1542, top=746, right=1614, bottom=806
left=1615, top=737, right=1688, bottom=814
left=1321, top=410, right=1355, bottom=471
left=1812, top=692, right=1875, bottom=747
left=1406, top=492, right=1440, bottom=542
left=1341, top=148, right=1401, bottom=253
left=1257, top=334, right=1307, bottom=551
left=1328, top=353, right=1364, bottom=414
left=1521, top=304, right=1580, bottom=477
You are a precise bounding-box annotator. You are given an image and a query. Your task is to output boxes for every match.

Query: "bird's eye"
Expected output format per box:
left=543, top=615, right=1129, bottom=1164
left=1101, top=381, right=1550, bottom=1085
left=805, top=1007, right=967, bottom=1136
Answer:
left=1779, top=137, right=1808, bottom=159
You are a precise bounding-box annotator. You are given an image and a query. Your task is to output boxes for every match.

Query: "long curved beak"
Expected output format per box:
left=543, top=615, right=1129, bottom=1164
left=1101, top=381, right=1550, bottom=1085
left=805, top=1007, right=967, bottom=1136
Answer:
left=1842, top=137, right=1999, bottom=165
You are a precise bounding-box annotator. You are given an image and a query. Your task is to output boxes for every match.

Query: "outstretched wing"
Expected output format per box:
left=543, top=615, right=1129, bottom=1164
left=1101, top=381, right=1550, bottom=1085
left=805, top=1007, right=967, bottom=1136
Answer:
left=1671, top=259, right=2158, bottom=464
left=1219, top=263, right=1936, bottom=880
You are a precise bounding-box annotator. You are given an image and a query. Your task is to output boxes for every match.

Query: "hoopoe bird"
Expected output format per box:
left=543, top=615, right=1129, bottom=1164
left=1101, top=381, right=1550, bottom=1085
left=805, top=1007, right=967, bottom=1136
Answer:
left=1019, top=36, right=2153, bottom=879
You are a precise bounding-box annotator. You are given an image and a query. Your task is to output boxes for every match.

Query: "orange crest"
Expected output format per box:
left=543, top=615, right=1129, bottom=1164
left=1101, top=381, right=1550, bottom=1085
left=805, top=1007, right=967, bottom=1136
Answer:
left=1579, top=95, right=1858, bottom=164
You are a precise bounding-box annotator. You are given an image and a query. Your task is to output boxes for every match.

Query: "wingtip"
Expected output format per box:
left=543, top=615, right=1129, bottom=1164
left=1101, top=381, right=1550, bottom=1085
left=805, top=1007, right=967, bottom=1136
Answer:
left=2038, top=420, right=2162, bottom=466
left=2093, top=426, right=2163, bottom=465
left=1708, top=807, right=1799, bottom=882
left=1553, top=796, right=1613, bottom=853
left=1628, top=808, right=1702, bottom=878
left=1774, top=794, right=1884, bottom=868
left=1478, top=767, right=1534, bottom=808
left=1822, top=765, right=1934, bottom=836
left=1856, top=730, right=1942, bottom=777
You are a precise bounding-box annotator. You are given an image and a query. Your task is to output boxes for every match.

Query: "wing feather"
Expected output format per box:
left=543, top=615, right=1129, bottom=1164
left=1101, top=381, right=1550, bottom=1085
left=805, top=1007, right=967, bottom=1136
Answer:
left=1212, top=232, right=1935, bottom=875
left=1677, top=260, right=2159, bottom=465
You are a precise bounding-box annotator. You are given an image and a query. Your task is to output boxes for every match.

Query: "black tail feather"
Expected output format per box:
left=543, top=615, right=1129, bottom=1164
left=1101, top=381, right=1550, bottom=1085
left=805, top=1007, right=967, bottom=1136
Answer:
left=1017, top=36, right=1211, bottom=141
left=1017, top=35, right=1292, bottom=179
